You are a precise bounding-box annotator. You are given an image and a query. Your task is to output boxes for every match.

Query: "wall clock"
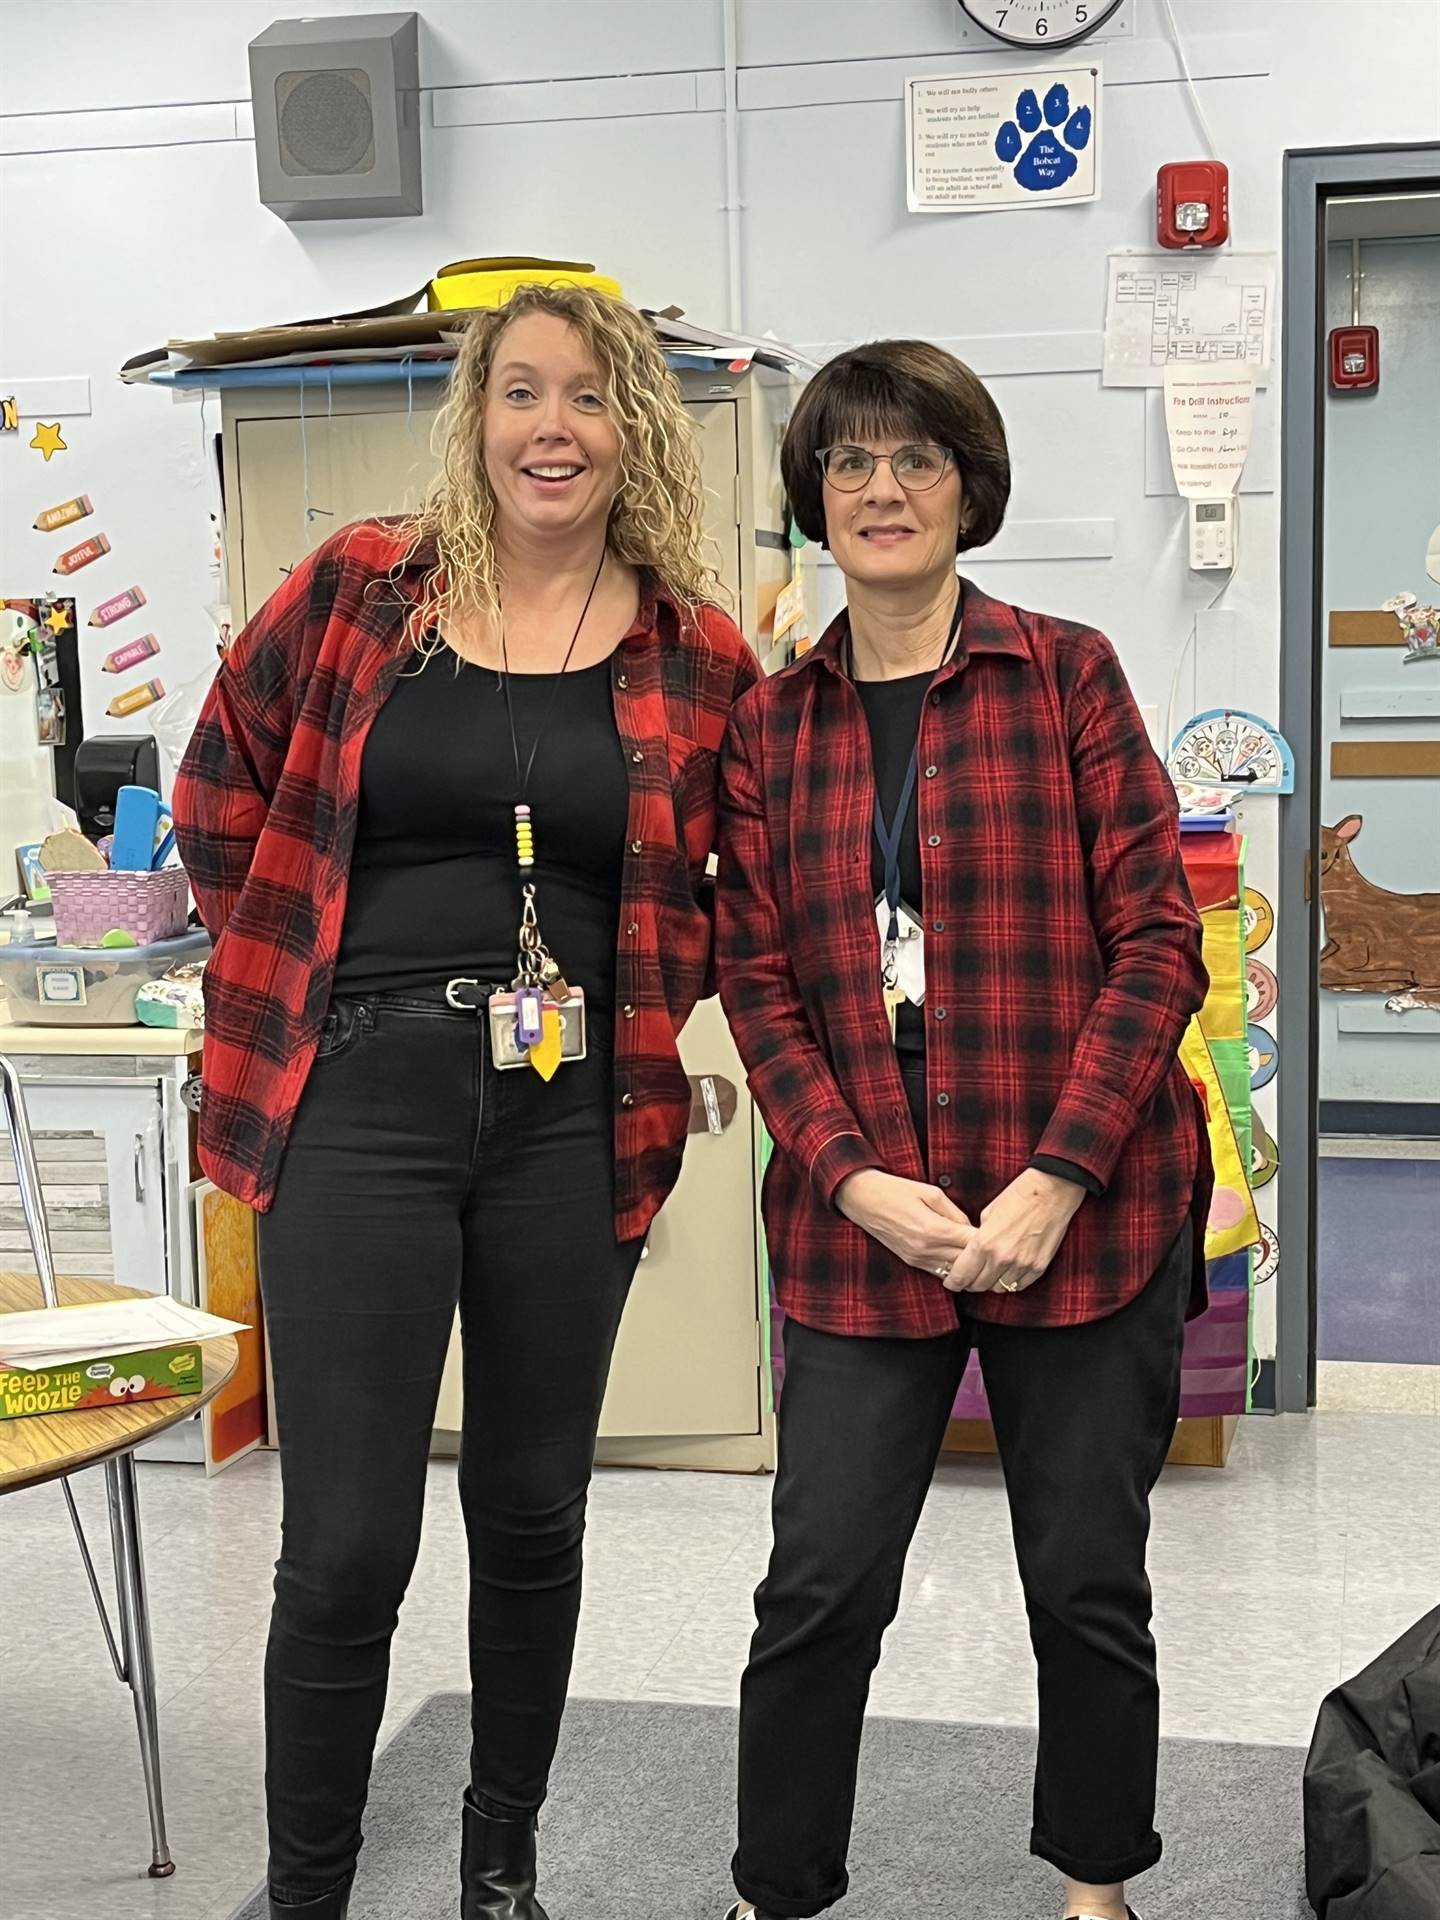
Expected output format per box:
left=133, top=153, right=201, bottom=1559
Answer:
left=957, top=0, right=1124, bottom=49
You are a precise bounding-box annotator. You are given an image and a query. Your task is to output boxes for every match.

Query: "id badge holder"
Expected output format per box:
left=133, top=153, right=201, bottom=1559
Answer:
left=874, top=897, right=926, bottom=1006
left=488, top=987, right=588, bottom=1071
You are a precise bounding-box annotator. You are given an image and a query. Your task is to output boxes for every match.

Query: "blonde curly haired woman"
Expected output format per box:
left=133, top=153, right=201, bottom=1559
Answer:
left=174, top=285, right=756, bottom=1920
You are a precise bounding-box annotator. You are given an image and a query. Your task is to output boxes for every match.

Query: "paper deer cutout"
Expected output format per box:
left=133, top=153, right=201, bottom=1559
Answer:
left=1319, top=816, right=1440, bottom=1009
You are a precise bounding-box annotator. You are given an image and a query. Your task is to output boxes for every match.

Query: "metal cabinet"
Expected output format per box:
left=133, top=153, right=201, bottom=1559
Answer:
left=219, top=364, right=794, bottom=1471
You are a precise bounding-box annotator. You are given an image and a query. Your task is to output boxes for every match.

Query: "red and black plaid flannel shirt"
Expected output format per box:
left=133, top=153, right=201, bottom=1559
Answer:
left=716, top=583, right=1212, bottom=1336
left=174, top=519, right=757, bottom=1236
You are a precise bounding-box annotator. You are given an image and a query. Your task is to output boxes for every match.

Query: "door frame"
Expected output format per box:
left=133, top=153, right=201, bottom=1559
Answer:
left=1276, top=142, right=1440, bottom=1413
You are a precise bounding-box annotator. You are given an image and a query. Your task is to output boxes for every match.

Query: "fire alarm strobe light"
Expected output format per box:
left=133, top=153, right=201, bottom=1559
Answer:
left=1157, top=160, right=1229, bottom=250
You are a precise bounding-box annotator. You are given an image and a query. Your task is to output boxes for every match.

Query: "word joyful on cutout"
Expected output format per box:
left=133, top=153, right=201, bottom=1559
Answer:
left=29, top=421, right=67, bottom=460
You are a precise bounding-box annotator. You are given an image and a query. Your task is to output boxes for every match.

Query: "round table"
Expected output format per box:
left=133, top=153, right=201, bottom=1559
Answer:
left=0, top=1269, right=239, bottom=1876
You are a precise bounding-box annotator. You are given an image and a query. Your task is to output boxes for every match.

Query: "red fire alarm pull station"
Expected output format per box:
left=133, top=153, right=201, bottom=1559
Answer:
left=1157, top=160, right=1229, bottom=249
left=1330, top=241, right=1379, bottom=393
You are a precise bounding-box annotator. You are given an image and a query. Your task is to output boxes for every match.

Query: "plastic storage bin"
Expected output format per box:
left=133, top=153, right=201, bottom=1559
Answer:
left=0, top=929, right=210, bottom=1027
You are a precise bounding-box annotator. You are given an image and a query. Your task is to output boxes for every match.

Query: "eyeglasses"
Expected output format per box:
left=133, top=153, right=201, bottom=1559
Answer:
left=816, top=443, right=954, bottom=493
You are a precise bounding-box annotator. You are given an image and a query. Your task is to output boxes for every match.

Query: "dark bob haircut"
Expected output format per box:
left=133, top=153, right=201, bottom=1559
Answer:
left=781, top=339, right=1010, bottom=554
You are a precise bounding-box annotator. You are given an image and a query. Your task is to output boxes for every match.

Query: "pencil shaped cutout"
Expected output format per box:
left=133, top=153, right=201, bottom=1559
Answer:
left=106, top=677, right=165, bottom=718
left=35, top=494, right=94, bottom=532
left=102, top=633, right=161, bottom=674
left=54, top=533, right=111, bottom=575
left=89, top=585, right=146, bottom=627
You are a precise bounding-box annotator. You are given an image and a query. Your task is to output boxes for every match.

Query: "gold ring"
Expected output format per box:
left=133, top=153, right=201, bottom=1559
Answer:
left=935, top=1262, right=952, bottom=1280
left=998, top=1279, right=1020, bottom=1293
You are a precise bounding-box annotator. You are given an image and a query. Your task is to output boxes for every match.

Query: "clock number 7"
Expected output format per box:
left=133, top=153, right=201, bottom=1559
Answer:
left=996, top=7, right=1008, bottom=21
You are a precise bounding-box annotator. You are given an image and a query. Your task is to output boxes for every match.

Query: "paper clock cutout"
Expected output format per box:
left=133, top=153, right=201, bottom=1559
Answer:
left=1168, top=709, right=1295, bottom=795
left=1249, top=1112, right=1279, bottom=1190
left=1246, top=959, right=1278, bottom=1021
left=1255, top=1224, right=1279, bottom=1286
left=1243, top=889, right=1274, bottom=954
left=1247, top=1021, right=1278, bottom=1090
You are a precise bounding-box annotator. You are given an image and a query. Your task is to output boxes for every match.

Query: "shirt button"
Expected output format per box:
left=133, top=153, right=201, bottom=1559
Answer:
left=932, top=919, right=945, bottom=932
left=628, top=923, right=639, bottom=937
left=621, top=1092, right=636, bottom=1108
left=617, top=673, right=629, bottom=689
left=623, top=1004, right=636, bottom=1019
left=630, top=750, right=644, bottom=764
left=930, top=691, right=941, bottom=706
left=938, top=1174, right=953, bottom=1189
left=936, top=1092, right=951, bottom=1107
left=925, top=766, right=938, bottom=778
left=631, top=839, right=644, bottom=854
left=934, top=1007, right=947, bottom=1019
left=927, top=834, right=941, bottom=848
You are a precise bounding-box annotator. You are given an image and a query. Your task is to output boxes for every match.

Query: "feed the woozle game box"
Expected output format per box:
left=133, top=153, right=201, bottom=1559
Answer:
left=0, top=1344, right=203, bottom=1419
left=0, top=1295, right=246, bottom=1421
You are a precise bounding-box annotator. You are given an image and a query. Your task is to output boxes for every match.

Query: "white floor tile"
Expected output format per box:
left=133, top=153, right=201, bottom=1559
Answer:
left=0, top=1411, right=1417, bottom=1915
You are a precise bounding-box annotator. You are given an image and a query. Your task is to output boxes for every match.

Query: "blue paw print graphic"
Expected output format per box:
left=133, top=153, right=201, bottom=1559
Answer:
left=995, top=82, right=1092, bottom=192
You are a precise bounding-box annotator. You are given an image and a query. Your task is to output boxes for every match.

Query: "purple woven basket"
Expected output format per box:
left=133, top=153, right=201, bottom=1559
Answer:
left=49, top=869, right=189, bottom=948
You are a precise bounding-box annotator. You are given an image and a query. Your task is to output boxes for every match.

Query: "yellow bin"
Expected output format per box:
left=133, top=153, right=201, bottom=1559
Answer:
left=428, top=257, right=623, bottom=311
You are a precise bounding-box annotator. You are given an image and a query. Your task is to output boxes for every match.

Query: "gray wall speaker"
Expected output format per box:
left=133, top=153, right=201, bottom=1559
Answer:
left=249, top=13, right=422, bottom=221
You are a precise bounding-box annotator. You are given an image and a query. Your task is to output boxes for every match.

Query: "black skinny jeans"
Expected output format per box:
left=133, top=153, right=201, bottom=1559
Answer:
left=733, top=1056, right=1191, bottom=1917
left=256, top=990, right=641, bottom=1901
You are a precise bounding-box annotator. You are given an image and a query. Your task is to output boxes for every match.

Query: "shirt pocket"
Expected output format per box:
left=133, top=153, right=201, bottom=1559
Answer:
left=668, top=735, right=722, bottom=880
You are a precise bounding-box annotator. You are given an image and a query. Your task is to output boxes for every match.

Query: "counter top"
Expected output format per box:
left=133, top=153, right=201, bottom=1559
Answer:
left=0, top=1004, right=202, bottom=1058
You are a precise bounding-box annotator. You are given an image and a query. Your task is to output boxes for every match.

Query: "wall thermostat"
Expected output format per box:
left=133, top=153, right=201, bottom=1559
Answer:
left=1188, top=497, right=1236, bottom=571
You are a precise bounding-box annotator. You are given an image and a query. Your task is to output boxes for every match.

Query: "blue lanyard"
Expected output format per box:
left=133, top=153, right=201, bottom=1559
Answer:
left=853, top=590, right=965, bottom=946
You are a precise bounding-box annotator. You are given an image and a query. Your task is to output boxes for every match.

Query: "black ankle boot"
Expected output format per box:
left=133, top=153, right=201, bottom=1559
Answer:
left=267, top=1878, right=351, bottom=1919
left=461, top=1792, right=550, bottom=1920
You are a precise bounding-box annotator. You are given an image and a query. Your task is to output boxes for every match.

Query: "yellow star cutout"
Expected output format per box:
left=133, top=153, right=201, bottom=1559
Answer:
left=45, top=603, right=73, bottom=635
left=29, top=422, right=67, bottom=461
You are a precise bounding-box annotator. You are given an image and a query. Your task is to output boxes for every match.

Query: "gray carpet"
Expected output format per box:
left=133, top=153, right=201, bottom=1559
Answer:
left=232, top=1695, right=1310, bottom=1918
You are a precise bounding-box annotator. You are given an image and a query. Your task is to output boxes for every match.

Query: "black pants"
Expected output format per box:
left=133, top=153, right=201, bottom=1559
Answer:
left=256, top=990, right=641, bottom=1901
left=734, top=1060, right=1190, bottom=1916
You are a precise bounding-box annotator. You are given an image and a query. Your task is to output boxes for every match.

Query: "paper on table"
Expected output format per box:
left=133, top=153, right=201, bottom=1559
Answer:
left=0, top=1296, right=247, bottom=1372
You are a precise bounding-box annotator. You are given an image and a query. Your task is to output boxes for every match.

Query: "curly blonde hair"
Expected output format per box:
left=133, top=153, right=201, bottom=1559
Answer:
left=397, top=283, right=716, bottom=645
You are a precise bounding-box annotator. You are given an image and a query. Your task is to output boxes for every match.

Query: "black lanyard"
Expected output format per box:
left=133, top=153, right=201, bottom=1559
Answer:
left=846, top=588, right=964, bottom=946
left=498, top=551, right=606, bottom=803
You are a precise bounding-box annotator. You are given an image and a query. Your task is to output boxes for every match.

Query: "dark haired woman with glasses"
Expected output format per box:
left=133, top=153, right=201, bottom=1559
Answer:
left=714, top=341, right=1211, bottom=1920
